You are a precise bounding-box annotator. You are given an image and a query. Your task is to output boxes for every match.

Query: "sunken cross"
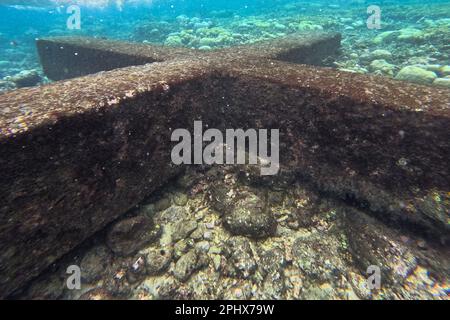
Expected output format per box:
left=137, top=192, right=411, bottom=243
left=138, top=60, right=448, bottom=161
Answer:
left=0, top=33, right=448, bottom=298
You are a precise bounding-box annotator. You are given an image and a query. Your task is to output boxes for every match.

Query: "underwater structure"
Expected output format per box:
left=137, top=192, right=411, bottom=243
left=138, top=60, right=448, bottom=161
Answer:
left=0, top=31, right=449, bottom=298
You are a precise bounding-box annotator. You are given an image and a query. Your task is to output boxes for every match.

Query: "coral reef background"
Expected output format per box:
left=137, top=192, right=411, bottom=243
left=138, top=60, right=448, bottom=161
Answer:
left=0, top=0, right=449, bottom=92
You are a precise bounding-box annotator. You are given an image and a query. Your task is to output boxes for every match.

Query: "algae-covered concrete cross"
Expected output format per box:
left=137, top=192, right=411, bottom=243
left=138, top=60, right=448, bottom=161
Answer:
left=0, top=33, right=448, bottom=298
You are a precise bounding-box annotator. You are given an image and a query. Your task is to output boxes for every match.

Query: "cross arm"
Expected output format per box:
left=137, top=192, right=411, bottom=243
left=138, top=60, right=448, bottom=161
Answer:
left=37, top=36, right=197, bottom=81
left=37, top=32, right=341, bottom=81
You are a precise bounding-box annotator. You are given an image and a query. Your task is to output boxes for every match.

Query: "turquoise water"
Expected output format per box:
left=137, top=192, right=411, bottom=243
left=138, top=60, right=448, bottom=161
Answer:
left=0, top=0, right=449, bottom=89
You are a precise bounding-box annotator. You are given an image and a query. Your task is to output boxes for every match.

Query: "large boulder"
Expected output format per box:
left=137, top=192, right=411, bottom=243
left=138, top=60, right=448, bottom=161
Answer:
left=395, top=66, right=437, bottom=84
left=106, top=216, right=161, bottom=256
left=8, top=69, right=42, bottom=88
left=223, top=192, right=277, bottom=239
